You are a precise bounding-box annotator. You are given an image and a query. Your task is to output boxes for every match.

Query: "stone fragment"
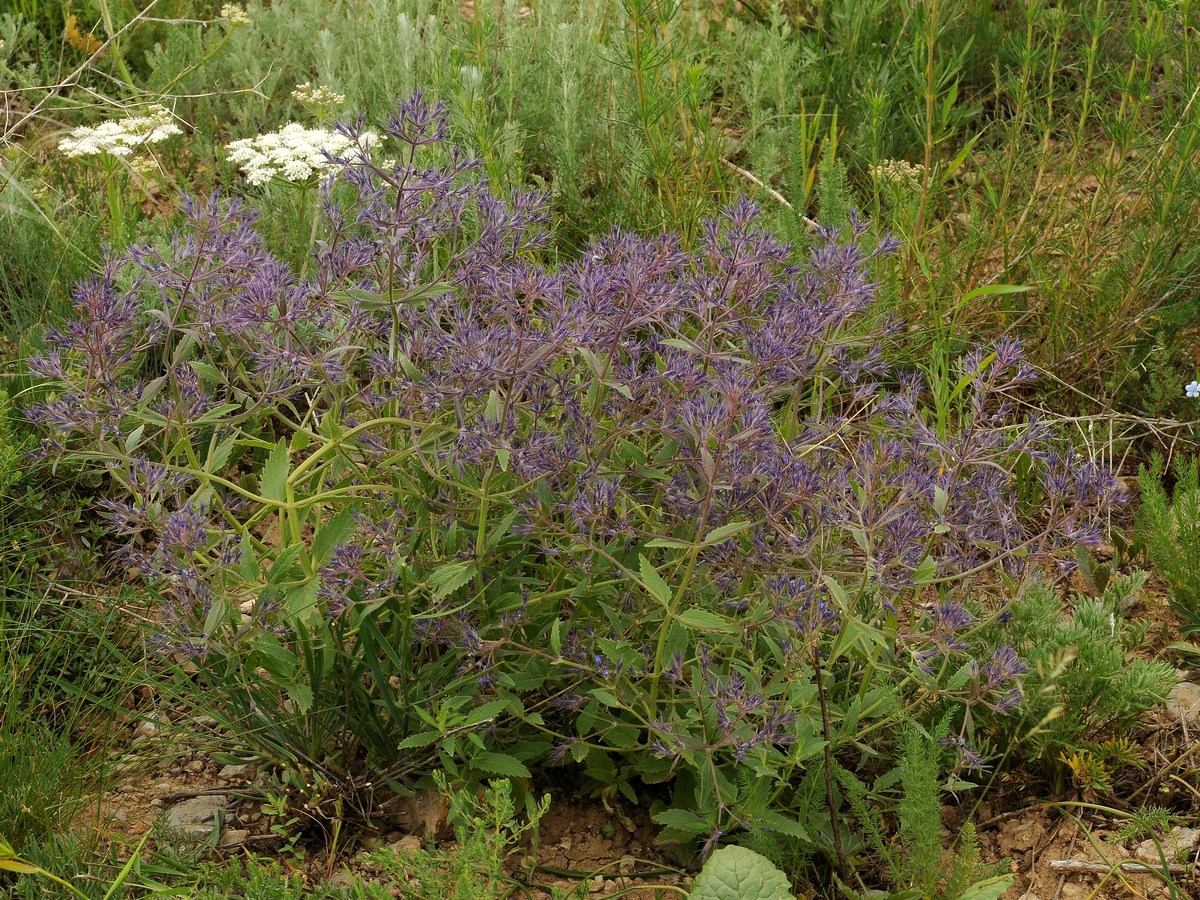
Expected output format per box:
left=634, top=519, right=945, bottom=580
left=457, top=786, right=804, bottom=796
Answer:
left=219, top=763, right=251, bottom=779
left=220, top=828, right=250, bottom=847
left=389, top=835, right=422, bottom=854
left=185, top=759, right=205, bottom=773
left=1165, top=682, right=1200, bottom=725
left=166, top=795, right=228, bottom=840
left=1135, top=826, right=1200, bottom=863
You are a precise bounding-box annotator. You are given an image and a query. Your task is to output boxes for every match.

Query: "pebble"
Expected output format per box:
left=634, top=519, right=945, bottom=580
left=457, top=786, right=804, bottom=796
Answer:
left=1059, top=885, right=1090, bottom=900
left=109, top=809, right=128, bottom=822
left=185, top=759, right=205, bottom=773
left=389, top=835, right=422, bottom=854
left=219, top=763, right=250, bottom=778
left=1135, top=826, right=1200, bottom=863
left=220, top=828, right=250, bottom=847
left=117, top=782, right=137, bottom=793
left=1164, top=682, right=1200, bottom=725
left=166, top=795, right=229, bottom=841
left=192, top=716, right=218, bottom=728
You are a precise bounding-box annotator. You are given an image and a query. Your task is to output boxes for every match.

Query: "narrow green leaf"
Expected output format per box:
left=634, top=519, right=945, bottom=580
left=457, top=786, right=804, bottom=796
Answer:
left=638, top=555, right=672, bottom=607
left=472, top=752, right=531, bottom=778
left=702, top=520, right=752, bottom=545
left=260, top=439, right=289, bottom=503
left=676, top=608, right=739, bottom=634
left=428, top=561, right=476, bottom=601
left=288, top=683, right=314, bottom=715
left=397, top=731, right=441, bottom=750
left=645, top=537, right=695, bottom=549
left=958, top=875, right=1016, bottom=900
left=311, top=506, right=358, bottom=566
left=754, top=809, right=809, bottom=840
left=188, top=360, right=224, bottom=383
left=651, top=808, right=710, bottom=835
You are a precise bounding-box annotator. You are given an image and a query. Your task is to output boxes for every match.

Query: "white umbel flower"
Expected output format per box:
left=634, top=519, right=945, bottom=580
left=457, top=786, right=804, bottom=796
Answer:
left=220, top=4, right=251, bottom=26
left=225, top=124, right=377, bottom=186
left=58, top=105, right=182, bottom=158
left=292, top=82, right=346, bottom=108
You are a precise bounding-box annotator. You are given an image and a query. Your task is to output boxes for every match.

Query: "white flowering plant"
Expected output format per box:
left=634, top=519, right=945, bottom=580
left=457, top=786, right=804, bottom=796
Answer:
left=58, top=104, right=182, bottom=159
left=56, top=104, right=183, bottom=247
left=225, top=123, right=376, bottom=187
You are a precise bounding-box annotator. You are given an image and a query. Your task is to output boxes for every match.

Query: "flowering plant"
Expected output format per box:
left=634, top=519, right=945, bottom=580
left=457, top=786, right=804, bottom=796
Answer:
left=31, top=95, right=1122, bottom=868
left=225, top=123, right=377, bottom=186
left=56, top=104, right=183, bottom=246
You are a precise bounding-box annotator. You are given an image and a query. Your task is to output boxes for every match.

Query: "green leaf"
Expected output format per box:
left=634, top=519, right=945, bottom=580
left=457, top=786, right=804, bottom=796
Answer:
left=466, top=699, right=507, bottom=726
left=260, top=439, right=289, bottom=503
left=472, top=752, right=531, bottom=778
left=645, top=536, right=695, bottom=549
left=702, top=520, right=752, bottom=545
left=428, top=561, right=476, bottom=601
left=188, top=360, right=224, bottom=383
left=124, top=424, right=145, bottom=454
left=639, top=555, right=672, bottom=607
left=651, top=808, right=711, bottom=835
left=753, top=809, right=809, bottom=840
left=312, top=506, right=358, bottom=566
left=676, top=608, right=739, bottom=634
left=550, top=618, right=563, bottom=656
left=238, top=531, right=259, bottom=581
left=958, top=875, right=1016, bottom=900
left=268, top=544, right=304, bottom=585
left=207, top=434, right=238, bottom=475
left=590, top=688, right=621, bottom=707
left=396, top=731, right=440, bottom=750
left=288, top=683, right=314, bottom=715
left=689, top=845, right=794, bottom=900
left=284, top=579, right=319, bottom=619
left=0, top=860, right=43, bottom=875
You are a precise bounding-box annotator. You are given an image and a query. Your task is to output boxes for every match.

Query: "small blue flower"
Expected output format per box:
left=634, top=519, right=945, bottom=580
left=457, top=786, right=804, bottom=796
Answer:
left=1188, top=380, right=1200, bottom=399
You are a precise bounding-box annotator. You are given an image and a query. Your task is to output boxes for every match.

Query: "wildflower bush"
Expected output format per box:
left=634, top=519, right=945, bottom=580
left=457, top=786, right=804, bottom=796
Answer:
left=30, top=96, right=1124, bottom=881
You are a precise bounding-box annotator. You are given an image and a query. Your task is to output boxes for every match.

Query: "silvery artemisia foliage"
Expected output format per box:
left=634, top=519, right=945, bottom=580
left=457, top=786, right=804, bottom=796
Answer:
left=30, top=96, right=1119, bottom=806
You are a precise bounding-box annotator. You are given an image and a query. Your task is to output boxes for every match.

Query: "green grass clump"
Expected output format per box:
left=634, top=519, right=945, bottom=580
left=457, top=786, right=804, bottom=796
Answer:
left=1138, top=453, right=1200, bottom=630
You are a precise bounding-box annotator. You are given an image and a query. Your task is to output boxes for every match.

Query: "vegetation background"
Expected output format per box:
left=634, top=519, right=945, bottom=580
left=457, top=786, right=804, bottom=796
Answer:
left=1, top=0, right=1198, bottom=897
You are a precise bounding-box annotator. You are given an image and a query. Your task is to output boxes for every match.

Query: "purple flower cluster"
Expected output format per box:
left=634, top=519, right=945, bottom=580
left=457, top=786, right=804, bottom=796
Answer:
left=27, top=95, right=1125, bottom=808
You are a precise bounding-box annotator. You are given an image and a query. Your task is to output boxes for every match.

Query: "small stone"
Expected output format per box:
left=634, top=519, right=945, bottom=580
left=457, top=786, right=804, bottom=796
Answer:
left=1165, top=682, right=1200, bottom=725
left=360, top=835, right=383, bottom=852
left=134, top=719, right=159, bottom=739
left=109, top=809, right=128, bottom=822
left=192, top=716, right=218, bottom=728
left=185, top=759, right=205, bottom=773
left=219, top=763, right=250, bottom=778
left=1135, top=826, right=1200, bottom=863
left=113, top=755, right=140, bottom=774
left=150, top=799, right=164, bottom=808
left=154, top=782, right=173, bottom=792
left=591, top=875, right=604, bottom=891
left=325, top=871, right=356, bottom=888
left=166, top=795, right=229, bottom=841
left=1059, top=883, right=1091, bottom=900
left=389, top=835, right=422, bottom=854
left=117, top=782, right=137, bottom=793
left=220, top=828, right=250, bottom=847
